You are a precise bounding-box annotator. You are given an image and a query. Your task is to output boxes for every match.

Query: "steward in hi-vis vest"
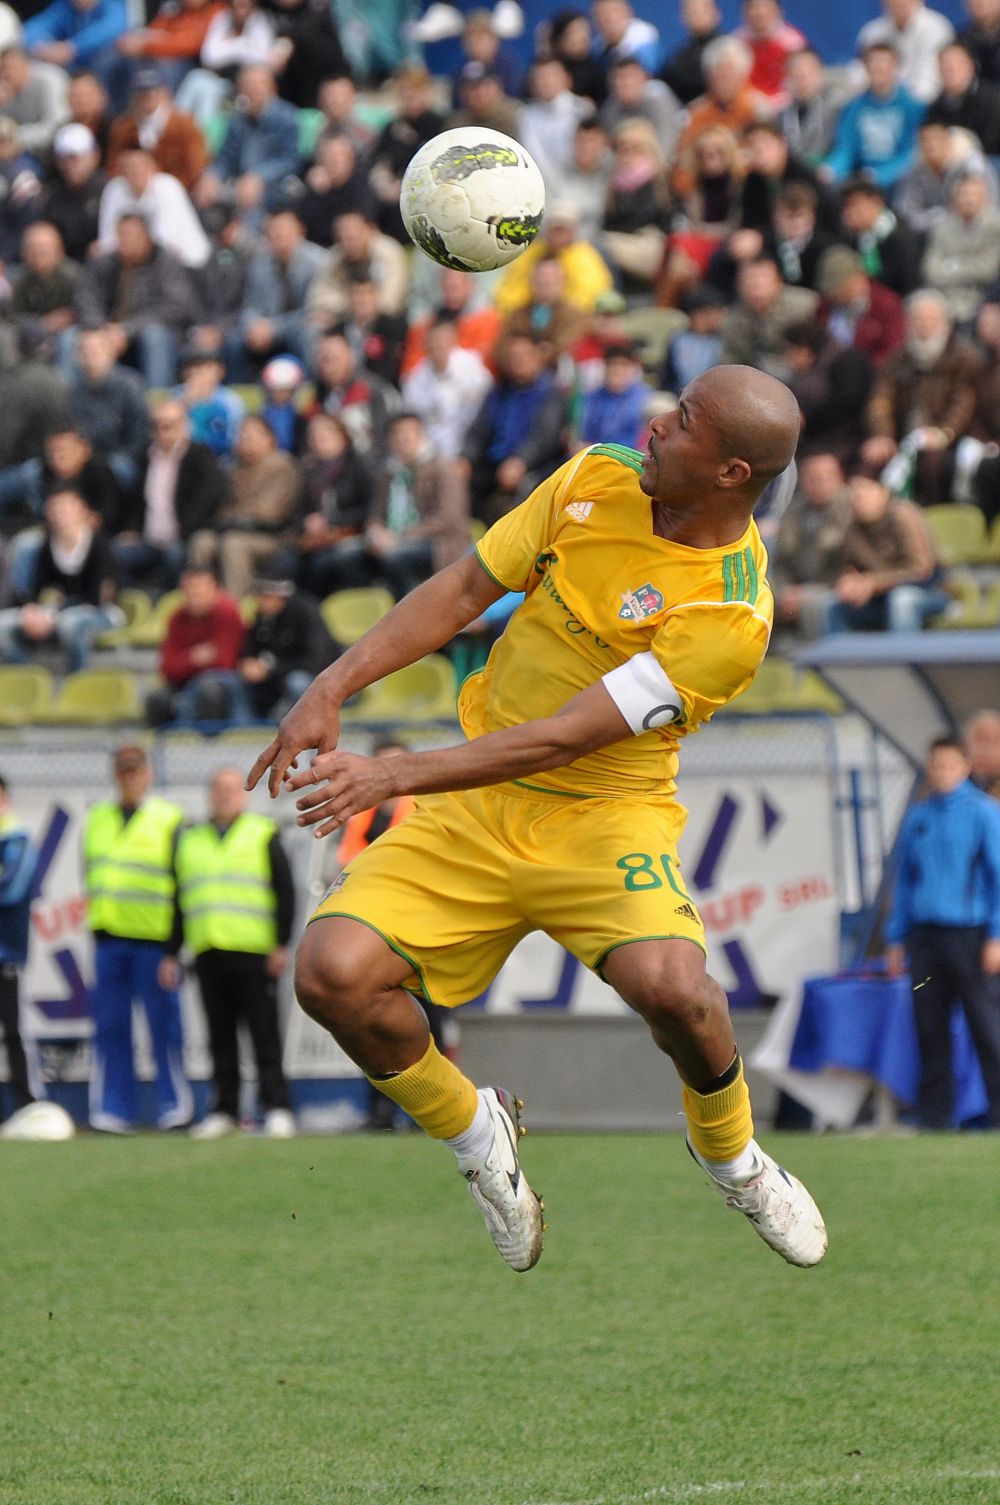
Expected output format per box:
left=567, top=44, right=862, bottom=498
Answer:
left=83, top=745, right=191, bottom=1135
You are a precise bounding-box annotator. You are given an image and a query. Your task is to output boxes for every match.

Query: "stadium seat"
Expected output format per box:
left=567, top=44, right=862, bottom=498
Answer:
left=322, top=587, right=395, bottom=645
left=127, top=589, right=184, bottom=648
left=791, top=670, right=845, bottom=714
left=44, top=670, right=142, bottom=726
left=239, top=596, right=258, bottom=624
left=344, top=655, right=457, bottom=722
left=95, top=589, right=152, bottom=649
left=0, top=666, right=54, bottom=726
left=922, top=505, right=987, bottom=566
left=468, top=519, right=487, bottom=543
left=929, top=570, right=983, bottom=629
left=723, top=658, right=794, bottom=714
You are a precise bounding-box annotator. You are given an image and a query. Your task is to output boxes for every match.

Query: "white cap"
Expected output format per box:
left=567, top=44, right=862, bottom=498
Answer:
left=54, top=122, right=97, bottom=157
left=261, top=355, right=305, bottom=389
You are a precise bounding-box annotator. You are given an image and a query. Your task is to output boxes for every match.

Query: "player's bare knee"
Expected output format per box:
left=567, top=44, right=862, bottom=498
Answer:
left=616, top=953, right=716, bottom=1036
left=294, top=928, right=372, bottom=1027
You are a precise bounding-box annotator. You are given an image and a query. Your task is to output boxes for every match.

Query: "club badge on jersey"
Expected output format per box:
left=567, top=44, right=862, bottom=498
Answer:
left=619, top=584, right=664, bottom=621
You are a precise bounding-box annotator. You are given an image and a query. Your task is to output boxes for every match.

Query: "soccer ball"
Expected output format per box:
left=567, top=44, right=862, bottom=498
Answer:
left=400, top=127, right=546, bottom=273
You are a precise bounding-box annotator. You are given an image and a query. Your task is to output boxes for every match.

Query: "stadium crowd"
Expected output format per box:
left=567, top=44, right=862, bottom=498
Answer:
left=1, top=0, right=1000, bottom=721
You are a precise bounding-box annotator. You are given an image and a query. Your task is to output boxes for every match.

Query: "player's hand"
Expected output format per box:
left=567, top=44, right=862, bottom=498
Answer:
left=982, top=939, right=1000, bottom=975
left=246, top=677, right=342, bottom=797
left=884, top=944, right=906, bottom=979
left=265, top=945, right=290, bottom=978
left=290, top=751, right=397, bottom=838
left=158, top=955, right=182, bottom=991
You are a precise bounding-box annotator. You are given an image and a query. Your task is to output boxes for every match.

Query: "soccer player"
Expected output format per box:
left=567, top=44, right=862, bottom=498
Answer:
left=247, top=364, right=828, bottom=1272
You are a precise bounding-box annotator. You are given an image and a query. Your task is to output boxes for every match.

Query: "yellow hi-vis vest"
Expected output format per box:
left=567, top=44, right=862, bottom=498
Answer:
left=83, top=796, right=183, bottom=942
left=175, top=812, right=277, bottom=957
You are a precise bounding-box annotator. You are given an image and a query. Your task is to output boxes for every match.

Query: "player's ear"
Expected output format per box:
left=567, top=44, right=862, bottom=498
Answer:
left=718, top=457, right=752, bottom=488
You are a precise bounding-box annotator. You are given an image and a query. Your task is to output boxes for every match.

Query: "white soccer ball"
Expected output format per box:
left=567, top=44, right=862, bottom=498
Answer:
left=401, top=127, right=546, bottom=272
left=0, top=1100, right=76, bottom=1141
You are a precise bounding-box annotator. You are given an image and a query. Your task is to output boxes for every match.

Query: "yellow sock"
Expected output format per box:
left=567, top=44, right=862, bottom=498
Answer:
left=368, top=1038, right=479, bottom=1139
left=683, top=1056, right=754, bottom=1163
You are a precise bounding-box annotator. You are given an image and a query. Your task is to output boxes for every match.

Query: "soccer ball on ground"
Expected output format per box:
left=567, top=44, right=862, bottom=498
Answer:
left=400, top=127, right=546, bottom=272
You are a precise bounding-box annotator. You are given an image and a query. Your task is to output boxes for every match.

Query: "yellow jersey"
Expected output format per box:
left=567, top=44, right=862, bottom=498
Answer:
left=460, top=442, right=773, bottom=801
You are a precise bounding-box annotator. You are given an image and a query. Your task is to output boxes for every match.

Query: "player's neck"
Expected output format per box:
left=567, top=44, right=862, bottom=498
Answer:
left=650, top=499, right=753, bottom=549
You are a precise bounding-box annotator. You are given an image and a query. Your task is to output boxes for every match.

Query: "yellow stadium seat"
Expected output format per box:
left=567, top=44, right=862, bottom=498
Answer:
left=922, top=505, right=986, bottom=566
left=127, top=589, right=184, bottom=648
left=322, top=587, right=395, bottom=645
left=239, top=596, right=258, bottom=624
left=929, top=570, right=983, bottom=629
left=792, top=669, right=845, bottom=714
left=722, top=658, right=793, bottom=714
left=468, top=519, right=487, bottom=543
left=0, top=666, right=55, bottom=726
left=95, top=589, right=152, bottom=648
left=44, top=670, right=142, bottom=726
left=344, top=655, right=457, bottom=723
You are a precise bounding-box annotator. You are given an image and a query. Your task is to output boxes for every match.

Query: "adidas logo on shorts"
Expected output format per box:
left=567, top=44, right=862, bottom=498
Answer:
left=674, top=902, right=697, bottom=920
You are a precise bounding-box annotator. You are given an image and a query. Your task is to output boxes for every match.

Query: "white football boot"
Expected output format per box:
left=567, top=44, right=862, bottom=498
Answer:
left=263, top=1109, right=297, bottom=1139
left=190, top=1112, right=239, bottom=1140
left=456, top=1088, right=545, bottom=1273
left=689, top=1140, right=828, bottom=1267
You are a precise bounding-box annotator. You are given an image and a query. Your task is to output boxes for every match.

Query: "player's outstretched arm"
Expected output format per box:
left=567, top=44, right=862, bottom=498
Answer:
left=290, top=681, right=632, bottom=837
left=246, top=554, right=506, bottom=797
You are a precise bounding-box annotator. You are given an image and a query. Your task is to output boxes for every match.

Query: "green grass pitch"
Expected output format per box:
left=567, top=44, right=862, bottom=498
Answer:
left=3, top=1132, right=999, bottom=1505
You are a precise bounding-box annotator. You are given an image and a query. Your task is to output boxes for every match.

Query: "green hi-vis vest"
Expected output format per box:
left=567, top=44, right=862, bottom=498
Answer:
left=83, top=796, right=183, bottom=942
left=175, top=812, right=277, bottom=957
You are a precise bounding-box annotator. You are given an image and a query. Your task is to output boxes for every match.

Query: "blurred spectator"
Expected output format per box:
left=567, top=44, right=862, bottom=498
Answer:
left=269, top=0, right=348, bottom=110
left=448, top=60, right=521, bottom=138
left=168, top=766, right=296, bottom=1139
left=98, top=145, right=210, bottom=268
left=740, top=120, right=838, bottom=237
left=0, top=118, right=43, bottom=264
left=778, top=47, right=844, bottom=163
left=0, top=44, right=67, bottom=155
left=194, top=63, right=298, bottom=219
left=402, top=267, right=503, bottom=374
left=23, top=0, right=128, bottom=80
left=549, top=115, right=612, bottom=242
left=297, top=130, right=375, bottom=248
left=338, top=270, right=408, bottom=388
left=824, top=42, right=925, bottom=190
left=307, top=210, right=409, bottom=327
left=579, top=340, right=647, bottom=447
left=68, top=325, right=150, bottom=490
left=840, top=178, right=922, bottom=299
left=958, top=0, right=1000, bottom=85
left=367, top=65, right=445, bottom=243
left=895, top=120, right=998, bottom=235
left=815, top=245, right=905, bottom=366
left=823, top=470, right=946, bottom=632
left=544, top=10, right=603, bottom=104
left=313, top=330, right=399, bottom=455
left=315, top=74, right=375, bottom=158
left=459, top=8, right=523, bottom=101
left=862, top=290, right=982, bottom=502
left=0, top=332, right=69, bottom=511
left=231, top=208, right=324, bottom=376
left=961, top=297, right=1000, bottom=520
left=659, top=0, right=723, bottom=107
left=601, top=56, right=681, bottom=162
left=235, top=568, right=338, bottom=718
left=857, top=0, right=954, bottom=105
left=920, top=172, right=1000, bottom=324
left=179, top=0, right=275, bottom=120
left=602, top=118, right=672, bottom=293
left=146, top=564, right=247, bottom=724
left=174, top=346, right=244, bottom=456
left=190, top=208, right=253, bottom=349
left=673, top=37, right=764, bottom=193
left=38, top=122, right=105, bottom=263
left=674, top=125, right=743, bottom=237
left=460, top=331, right=567, bottom=521
left=76, top=212, right=197, bottom=389
left=662, top=284, right=725, bottom=389
left=113, top=0, right=223, bottom=96
left=591, top=0, right=661, bottom=81
left=721, top=255, right=816, bottom=379
left=65, top=69, right=111, bottom=158
left=0, top=424, right=120, bottom=581
left=784, top=318, right=873, bottom=463
left=770, top=450, right=852, bottom=638
left=115, top=398, right=225, bottom=589
left=0, top=773, right=38, bottom=1120
left=884, top=736, right=1000, bottom=1130
left=105, top=73, right=208, bottom=193
left=705, top=176, right=831, bottom=299
left=0, top=487, right=121, bottom=671
left=496, top=200, right=613, bottom=314
left=965, top=708, right=1000, bottom=798
left=368, top=411, right=470, bottom=597
left=259, top=355, right=308, bottom=454
left=736, top=0, right=806, bottom=111
left=522, top=56, right=594, bottom=191
left=10, top=222, right=78, bottom=352
left=925, top=38, right=1000, bottom=151
left=294, top=411, right=371, bottom=594
left=502, top=256, right=587, bottom=359
left=402, top=316, right=493, bottom=459
left=190, top=414, right=300, bottom=597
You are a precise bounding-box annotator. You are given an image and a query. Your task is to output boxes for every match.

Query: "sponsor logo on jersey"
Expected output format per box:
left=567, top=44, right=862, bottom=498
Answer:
left=564, top=500, right=594, bottom=523
left=619, top=583, right=664, bottom=620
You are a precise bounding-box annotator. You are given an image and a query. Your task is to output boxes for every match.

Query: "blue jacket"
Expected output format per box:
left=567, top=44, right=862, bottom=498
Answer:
left=214, top=100, right=301, bottom=187
left=0, top=817, right=37, bottom=967
left=885, top=780, right=1000, bottom=943
left=825, top=87, right=925, bottom=189
left=24, top=0, right=127, bottom=65
left=580, top=381, right=648, bottom=450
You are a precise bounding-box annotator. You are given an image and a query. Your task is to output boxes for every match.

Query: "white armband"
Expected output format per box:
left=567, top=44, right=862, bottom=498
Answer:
left=602, top=652, right=684, bottom=735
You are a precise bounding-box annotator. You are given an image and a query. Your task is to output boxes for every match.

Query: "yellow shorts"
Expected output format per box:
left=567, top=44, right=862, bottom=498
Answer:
left=310, top=781, right=706, bottom=1008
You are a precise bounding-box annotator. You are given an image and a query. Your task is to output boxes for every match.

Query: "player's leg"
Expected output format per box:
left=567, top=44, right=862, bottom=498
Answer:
left=88, top=937, right=139, bottom=1133
left=907, top=926, right=956, bottom=1130
left=136, top=945, right=193, bottom=1132
left=603, top=939, right=827, bottom=1267
left=191, top=949, right=243, bottom=1137
left=940, top=927, right=1000, bottom=1129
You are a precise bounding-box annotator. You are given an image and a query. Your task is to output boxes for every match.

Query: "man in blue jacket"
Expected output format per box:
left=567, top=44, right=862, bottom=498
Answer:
left=24, top=0, right=127, bottom=81
left=825, top=41, right=925, bottom=190
left=885, top=736, right=1000, bottom=1128
left=0, top=774, right=39, bottom=1117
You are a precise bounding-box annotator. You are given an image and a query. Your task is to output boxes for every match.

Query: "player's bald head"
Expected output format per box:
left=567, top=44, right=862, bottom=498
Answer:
left=687, top=365, right=801, bottom=486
